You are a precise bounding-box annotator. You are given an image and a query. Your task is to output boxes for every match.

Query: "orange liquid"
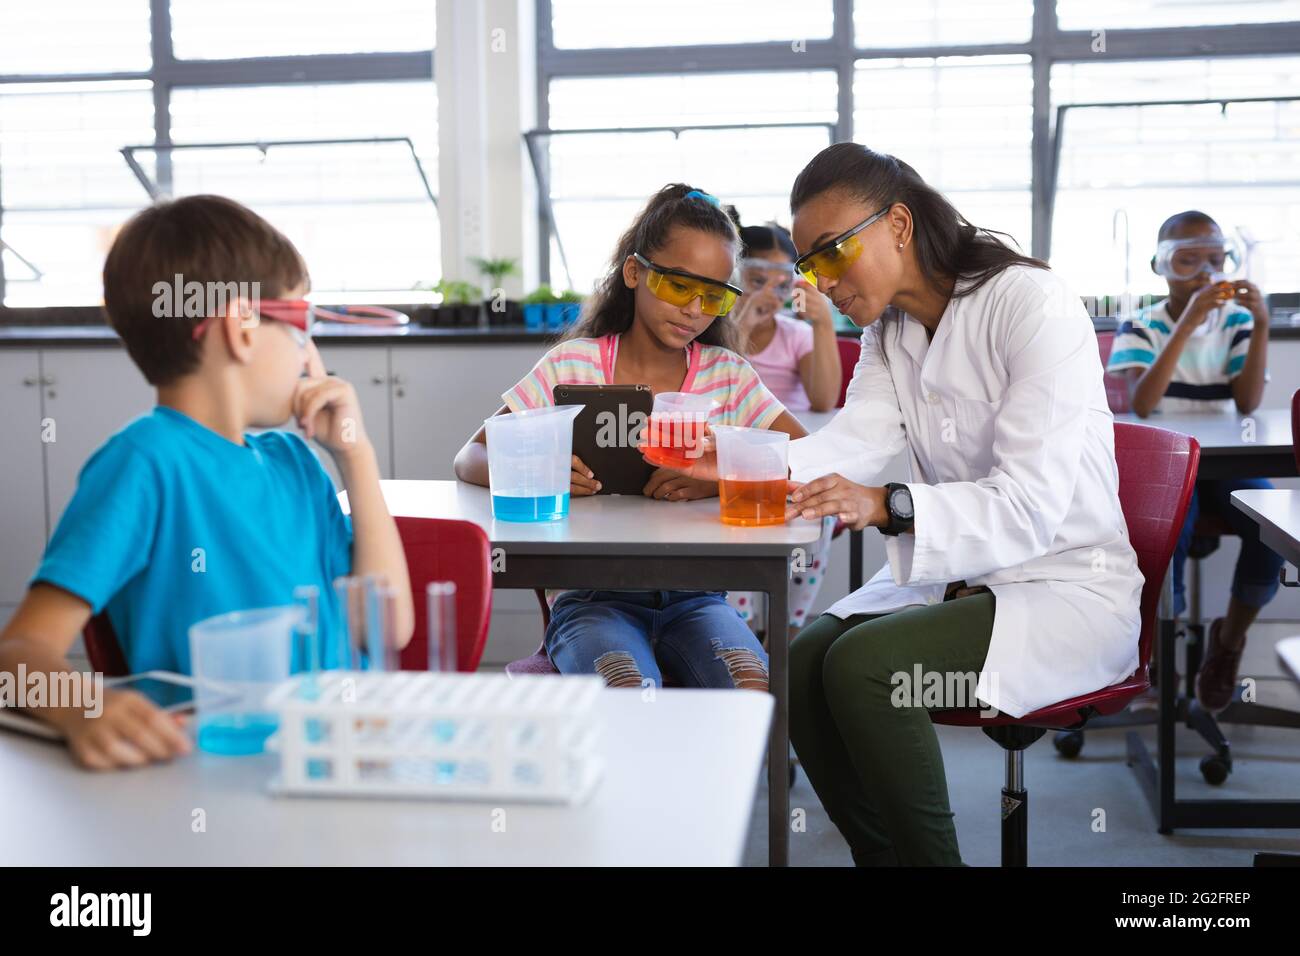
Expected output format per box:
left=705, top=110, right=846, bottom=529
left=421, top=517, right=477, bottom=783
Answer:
left=719, top=478, right=787, bottom=527
left=640, top=415, right=707, bottom=471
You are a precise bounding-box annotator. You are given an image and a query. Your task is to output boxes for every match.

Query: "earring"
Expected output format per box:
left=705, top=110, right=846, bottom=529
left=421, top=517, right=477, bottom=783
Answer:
left=897, top=242, right=904, bottom=250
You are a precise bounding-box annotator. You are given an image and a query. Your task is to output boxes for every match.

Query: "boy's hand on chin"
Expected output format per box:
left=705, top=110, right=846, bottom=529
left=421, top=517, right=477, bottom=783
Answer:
left=64, top=688, right=191, bottom=771
left=294, top=341, right=372, bottom=460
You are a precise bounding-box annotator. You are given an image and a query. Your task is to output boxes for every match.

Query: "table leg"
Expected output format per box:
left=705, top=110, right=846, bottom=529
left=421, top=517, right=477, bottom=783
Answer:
left=767, top=557, right=790, bottom=867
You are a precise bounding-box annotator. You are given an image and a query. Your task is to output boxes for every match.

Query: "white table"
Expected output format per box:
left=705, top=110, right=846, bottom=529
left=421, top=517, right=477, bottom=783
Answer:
left=0, top=689, right=772, bottom=866
left=354, top=480, right=822, bottom=866
left=1231, top=488, right=1300, bottom=568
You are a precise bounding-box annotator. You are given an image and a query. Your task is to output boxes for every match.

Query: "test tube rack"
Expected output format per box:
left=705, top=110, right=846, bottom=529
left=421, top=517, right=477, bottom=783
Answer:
left=266, top=671, right=603, bottom=804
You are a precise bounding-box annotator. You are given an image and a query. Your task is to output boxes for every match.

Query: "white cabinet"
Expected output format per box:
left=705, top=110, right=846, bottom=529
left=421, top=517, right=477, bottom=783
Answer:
left=390, top=344, right=540, bottom=479
left=313, top=344, right=393, bottom=485
left=41, top=349, right=155, bottom=530
left=0, top=350, right=48, bottom=607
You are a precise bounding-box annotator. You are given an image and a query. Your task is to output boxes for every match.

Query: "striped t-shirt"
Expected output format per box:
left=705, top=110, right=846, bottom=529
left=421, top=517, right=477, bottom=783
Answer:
left=1106, top=299, right=1254, bottom=413
left=503, top=333, right=786, bottom=429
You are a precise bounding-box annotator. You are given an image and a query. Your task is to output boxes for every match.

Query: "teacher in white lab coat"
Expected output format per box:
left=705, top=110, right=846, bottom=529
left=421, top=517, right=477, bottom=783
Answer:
left=779, top=144, right=1141, bottom=866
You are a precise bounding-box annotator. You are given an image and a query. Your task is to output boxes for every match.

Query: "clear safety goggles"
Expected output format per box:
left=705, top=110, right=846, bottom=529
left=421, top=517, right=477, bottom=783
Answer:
left=1153, top=235, right=1245, bottom=281
left=737, top=258, right=795, bottom=300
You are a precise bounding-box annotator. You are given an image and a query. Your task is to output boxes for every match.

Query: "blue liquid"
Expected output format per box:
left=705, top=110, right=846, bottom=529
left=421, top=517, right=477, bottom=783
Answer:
left=492, top=493, right=569, bottom=522
left=196, top=713, right=279, bottom=755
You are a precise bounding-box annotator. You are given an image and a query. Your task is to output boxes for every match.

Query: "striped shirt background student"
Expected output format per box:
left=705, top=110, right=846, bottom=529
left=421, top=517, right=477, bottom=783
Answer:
left=1106, top=300, right=1256, bottom=413
left=1106, top=209, right=1279, bottom=718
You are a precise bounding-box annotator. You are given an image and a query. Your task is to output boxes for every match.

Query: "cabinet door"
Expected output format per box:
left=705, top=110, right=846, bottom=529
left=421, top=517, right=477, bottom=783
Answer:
left=390, top=344, right=541, bottom=479
left=314, top=344, right=393, bottom=485
left=0, top=350, right=50, bottom=606
left=41, top=349, right=155, bottom=530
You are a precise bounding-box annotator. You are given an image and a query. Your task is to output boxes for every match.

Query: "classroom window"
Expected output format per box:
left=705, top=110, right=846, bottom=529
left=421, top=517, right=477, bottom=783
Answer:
left=0, top=0, right=152, bottom=75
left=1056, top=0, right=1300, bottom=31
left=853, top=56, right=1033, bottom=251
left=550, top=0, right=833, bottom=49
left=852, top=0, right=1033, bottom=49
left=0, top=81, right=156, bottom=307
left=1049, top=56, right=1300, bottom=298
left=166, top=82, right=440, bottom=296
left=0, top=2, right=436, bottom=306
left=169, top=0, right=437, bottom=59
left=543, top=71, right=837, bottom=291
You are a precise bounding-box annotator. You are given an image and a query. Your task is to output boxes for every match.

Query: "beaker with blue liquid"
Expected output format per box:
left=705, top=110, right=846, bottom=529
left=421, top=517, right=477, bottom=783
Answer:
left=483, top=404, right=584, bottom=521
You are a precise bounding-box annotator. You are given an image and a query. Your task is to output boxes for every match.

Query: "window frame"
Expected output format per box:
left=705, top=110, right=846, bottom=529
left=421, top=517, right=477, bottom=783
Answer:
left=0, top=0, right=435, bottom=303
left=533, top=0, right=1300, bottom=282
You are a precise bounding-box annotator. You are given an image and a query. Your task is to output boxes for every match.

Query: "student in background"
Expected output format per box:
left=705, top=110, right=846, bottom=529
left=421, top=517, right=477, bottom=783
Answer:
left=722, top=212, right=842, bottom=639
left=1107, top=209, right=1280, bottom=713
left=0, top=195, right=412, bottom=769
left=455, top=184, right=804, bottom=690
left=725, top=211, right=843, bottom=413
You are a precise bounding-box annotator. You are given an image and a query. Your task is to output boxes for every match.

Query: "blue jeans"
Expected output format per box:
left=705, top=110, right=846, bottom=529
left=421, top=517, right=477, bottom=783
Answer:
left=1172, top=477, right=1284, bottom=617
left=545, top=590, right=769, bottom=689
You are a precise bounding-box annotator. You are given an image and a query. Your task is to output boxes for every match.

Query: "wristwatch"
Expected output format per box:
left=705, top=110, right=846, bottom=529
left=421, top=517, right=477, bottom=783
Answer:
left=881, top=482, right=914, bottom=536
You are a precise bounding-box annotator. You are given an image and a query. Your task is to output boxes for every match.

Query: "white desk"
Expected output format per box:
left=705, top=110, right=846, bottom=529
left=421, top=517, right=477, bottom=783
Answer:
left=1231, top=488, right=1300, bottom=568
left=351, top=480, right=821, bottom=867
left=0, top=689, right=772, bottom=866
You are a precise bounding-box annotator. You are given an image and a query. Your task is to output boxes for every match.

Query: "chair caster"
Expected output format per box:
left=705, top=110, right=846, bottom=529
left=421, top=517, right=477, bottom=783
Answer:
left=1199, top=753, right=1231, bottom=786
left=1053, top=730, right=1084, bottom=758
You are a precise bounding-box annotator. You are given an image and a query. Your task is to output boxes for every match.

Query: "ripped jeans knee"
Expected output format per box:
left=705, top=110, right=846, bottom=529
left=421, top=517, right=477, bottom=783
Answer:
left=711, top=640, right=769, bottom=692
left=594, top=650, right=648, bottom=688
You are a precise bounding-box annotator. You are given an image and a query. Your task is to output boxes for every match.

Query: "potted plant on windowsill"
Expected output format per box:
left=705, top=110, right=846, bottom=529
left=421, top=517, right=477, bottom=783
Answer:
left=472, top=257, right=522, bottom=327
left=521, top=285, right=559, bottom=332
left=431, top=279, right=482, bottom=327
left=550, top=289, right=584, bottom=331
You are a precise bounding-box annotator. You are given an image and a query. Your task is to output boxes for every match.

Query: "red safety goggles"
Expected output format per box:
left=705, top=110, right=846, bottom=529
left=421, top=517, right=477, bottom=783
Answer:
left=190, top=298, right=314, bottom=346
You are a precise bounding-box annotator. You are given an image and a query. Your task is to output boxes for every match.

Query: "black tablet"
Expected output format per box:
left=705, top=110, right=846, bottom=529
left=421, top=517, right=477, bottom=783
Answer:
left=554, top=384, right=655, bottom=496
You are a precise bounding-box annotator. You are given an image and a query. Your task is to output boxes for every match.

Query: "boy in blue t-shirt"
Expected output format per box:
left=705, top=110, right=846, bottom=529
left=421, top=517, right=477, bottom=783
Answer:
left=0, top=195, right=413, bottom=768
left=1106, top=209, right=1280, bottom=713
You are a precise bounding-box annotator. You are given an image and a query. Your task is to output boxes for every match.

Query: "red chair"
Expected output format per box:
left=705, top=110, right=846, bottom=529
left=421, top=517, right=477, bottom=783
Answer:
left=84, top=612, right=128, bottom=678
left=930, top=422, right=1199, bottom=866
left=834, top=335, right=860, bottom=409
left=1095, top=330, right=1133, bottom=414
left=394, top=516, right=493, bottom=672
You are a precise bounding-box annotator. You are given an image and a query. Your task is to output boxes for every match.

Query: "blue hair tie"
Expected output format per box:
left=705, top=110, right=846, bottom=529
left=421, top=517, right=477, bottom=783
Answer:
left=684, top=189, right=720, bottom=207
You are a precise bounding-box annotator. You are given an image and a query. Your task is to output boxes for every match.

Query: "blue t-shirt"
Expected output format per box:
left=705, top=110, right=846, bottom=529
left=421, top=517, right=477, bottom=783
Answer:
left=34, top=406, right=353, bottom=674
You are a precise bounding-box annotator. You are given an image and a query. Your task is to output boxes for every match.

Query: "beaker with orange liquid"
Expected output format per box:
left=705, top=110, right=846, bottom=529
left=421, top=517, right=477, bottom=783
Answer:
left=713, top=426, right=790, bottom=527
left=640, top=392, right=715, bottom=471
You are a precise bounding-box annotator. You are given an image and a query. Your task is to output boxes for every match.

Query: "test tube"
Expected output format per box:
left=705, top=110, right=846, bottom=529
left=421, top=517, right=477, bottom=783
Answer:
left=292, top=584, right=320, bottom=673
left=369, top=579, right=401, bottom=672
left=426, top=581, right=458, bottom=673
left=333, top=576, right=364, bottom=670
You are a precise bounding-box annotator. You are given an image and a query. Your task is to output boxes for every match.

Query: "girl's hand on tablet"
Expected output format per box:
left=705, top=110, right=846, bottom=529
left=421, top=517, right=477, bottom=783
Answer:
left=643, top=469, right=718, bottom=501
left=570, top=454, right=601, bottom=496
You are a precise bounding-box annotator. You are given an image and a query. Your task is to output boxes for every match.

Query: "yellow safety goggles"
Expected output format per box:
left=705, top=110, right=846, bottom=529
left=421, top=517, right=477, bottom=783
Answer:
left=793, top=204, right=891, bottom=286
left=633, top=252, right=742, bottom=317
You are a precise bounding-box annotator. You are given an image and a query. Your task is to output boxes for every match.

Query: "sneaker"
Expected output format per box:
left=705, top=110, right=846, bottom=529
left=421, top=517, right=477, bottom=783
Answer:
left=1195, top=618, right=1245, bottom=715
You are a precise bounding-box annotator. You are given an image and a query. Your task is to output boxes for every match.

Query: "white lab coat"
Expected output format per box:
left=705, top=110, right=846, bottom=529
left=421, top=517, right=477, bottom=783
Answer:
left=788, top=265, right=1143, bottom=718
